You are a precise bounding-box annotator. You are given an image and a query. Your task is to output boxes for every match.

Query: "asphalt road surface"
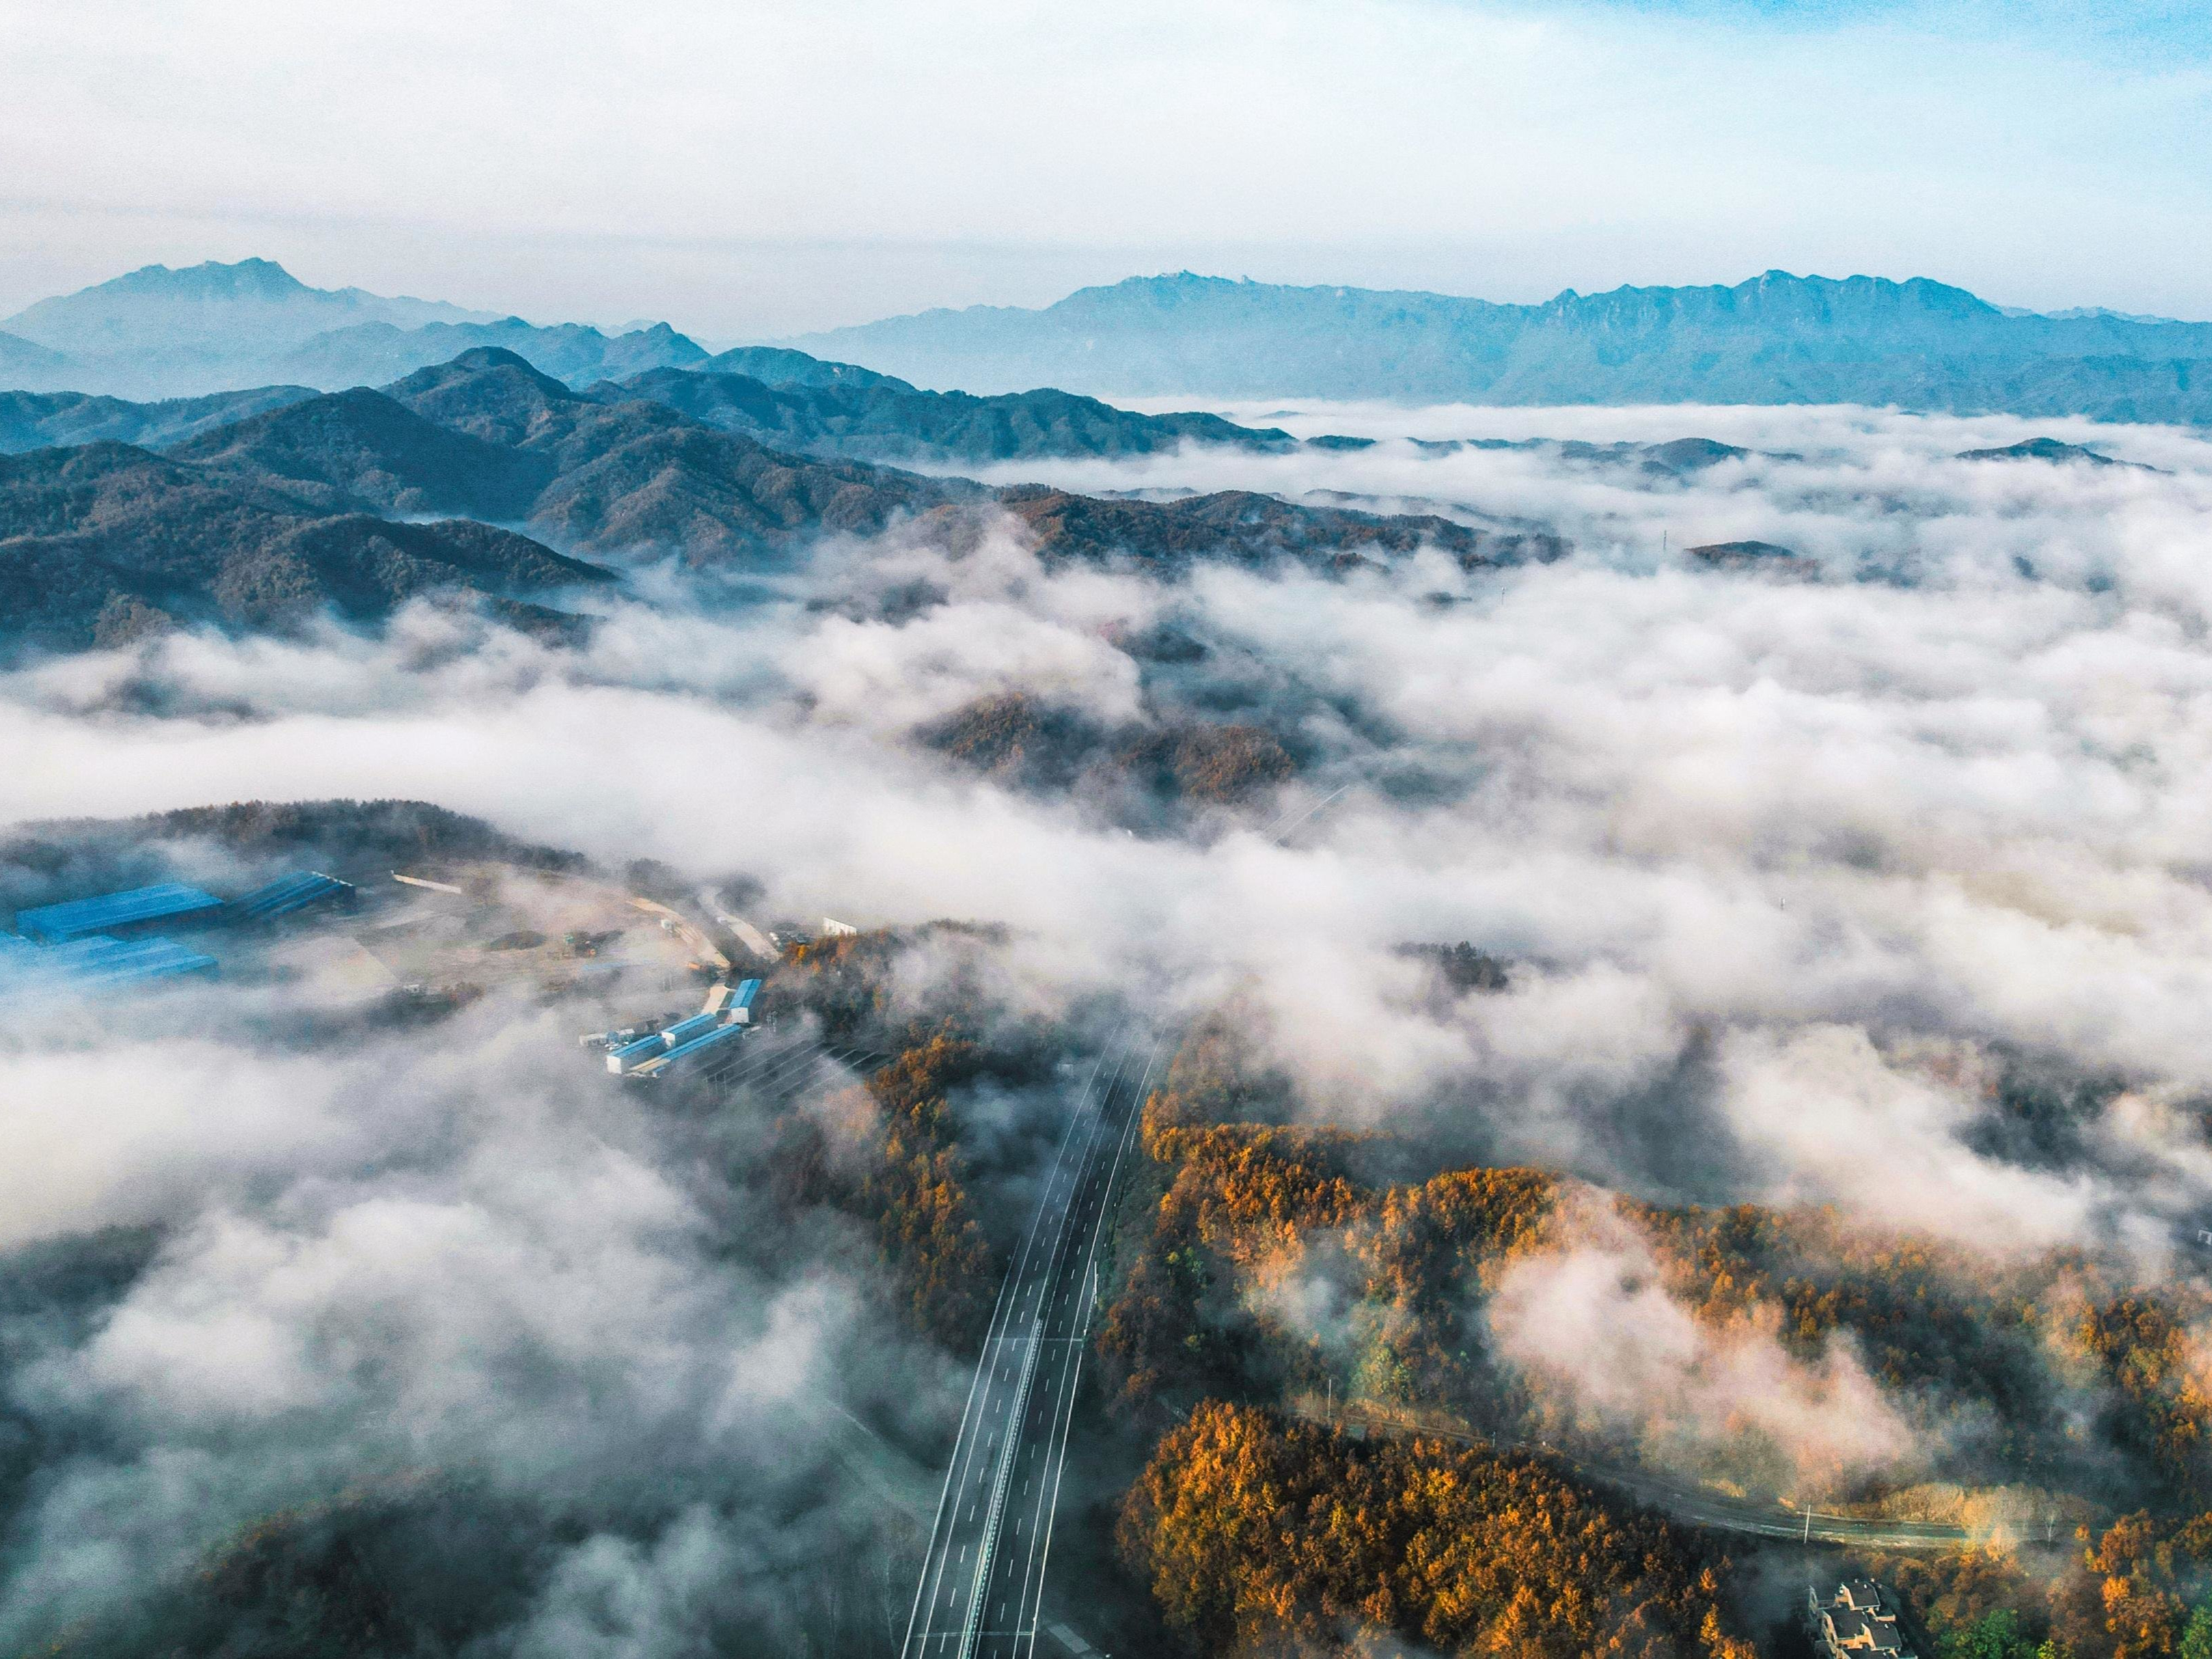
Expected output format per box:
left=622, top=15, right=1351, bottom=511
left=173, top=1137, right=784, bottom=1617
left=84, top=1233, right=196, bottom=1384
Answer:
left=901, top=1038, right=1155, bottom=1659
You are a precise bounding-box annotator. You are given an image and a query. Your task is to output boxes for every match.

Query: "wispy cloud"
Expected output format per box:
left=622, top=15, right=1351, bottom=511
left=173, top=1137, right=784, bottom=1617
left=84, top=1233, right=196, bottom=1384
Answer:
left=1, top=0, right=2205, bottom=330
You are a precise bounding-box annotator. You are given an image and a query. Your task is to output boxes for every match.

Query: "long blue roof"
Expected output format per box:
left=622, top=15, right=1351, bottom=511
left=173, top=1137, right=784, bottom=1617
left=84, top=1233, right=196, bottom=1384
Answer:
left=0, top=931, right=217, bottom=996
left=609, top=1032, right=668, bottom=1067
left=16, top=883, right=224, bottom=943
left=236, top=870, right=355, bottom=920
left=657, top=1012, right=723, bottom=1047
left=641, top=1021, right=748, bottom=1076
left=55, top=937, right=219, bottom=988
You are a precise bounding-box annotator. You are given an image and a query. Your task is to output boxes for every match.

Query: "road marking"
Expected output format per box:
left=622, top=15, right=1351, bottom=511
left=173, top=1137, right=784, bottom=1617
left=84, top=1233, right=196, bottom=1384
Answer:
left=902, top=1039, right=1143, bottom=1659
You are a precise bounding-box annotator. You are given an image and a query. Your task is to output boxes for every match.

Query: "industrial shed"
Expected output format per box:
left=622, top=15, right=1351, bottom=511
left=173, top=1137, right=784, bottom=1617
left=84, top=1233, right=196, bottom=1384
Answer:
left=15, top=882, right=225, bottom=944
left=234, top=871, right=358, bottom=924
left=0, top=931, right=218, bottom=995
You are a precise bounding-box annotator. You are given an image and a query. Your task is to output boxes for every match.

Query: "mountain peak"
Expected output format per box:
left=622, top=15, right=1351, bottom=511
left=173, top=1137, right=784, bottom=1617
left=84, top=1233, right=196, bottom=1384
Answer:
left=381, top=348, right=588, bottom=448
left=1, top=258, right=497, bottom=364
left=107, top=257, right=312, bottom=299
left=390, top=346, right=575, bottom=398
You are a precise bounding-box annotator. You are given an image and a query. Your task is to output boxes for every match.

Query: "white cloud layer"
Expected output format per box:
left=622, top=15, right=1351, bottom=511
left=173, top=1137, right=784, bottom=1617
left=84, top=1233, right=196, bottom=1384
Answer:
left=1487, top=1194, right=1922, bottom=1496
left=10, top=399, right=2212, bottom=1631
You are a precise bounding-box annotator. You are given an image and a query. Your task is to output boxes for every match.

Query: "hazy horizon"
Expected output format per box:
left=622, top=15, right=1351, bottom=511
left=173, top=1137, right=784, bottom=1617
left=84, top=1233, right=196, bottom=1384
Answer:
left=4, top=0, right=2207, bottom=339
left=10, top=251, right=2209, bottom=358
left=8, top=8, right=2212, bottom=1655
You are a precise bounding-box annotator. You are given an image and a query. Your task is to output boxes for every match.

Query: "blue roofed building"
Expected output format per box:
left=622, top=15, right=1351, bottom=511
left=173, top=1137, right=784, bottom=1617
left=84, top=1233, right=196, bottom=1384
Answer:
left=233, top=871, right=358, bottom=924
left=601, top=981, right=766, bottom=1077
left=0, top=931, right=218, bottom=998
left=700, top=977, right=763, bottom=1024
left=630, top=1019, right=748, bottom=1080
left=15, top=883, right=226, bottom=944
left=48, top=935, right=219, bottom=989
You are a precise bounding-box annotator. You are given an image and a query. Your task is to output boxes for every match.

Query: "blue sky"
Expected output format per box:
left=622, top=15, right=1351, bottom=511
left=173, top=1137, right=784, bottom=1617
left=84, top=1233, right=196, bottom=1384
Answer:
left=1564, top=0, right=2208, bottom=49
left=0, top=0, right=2203, bottom=336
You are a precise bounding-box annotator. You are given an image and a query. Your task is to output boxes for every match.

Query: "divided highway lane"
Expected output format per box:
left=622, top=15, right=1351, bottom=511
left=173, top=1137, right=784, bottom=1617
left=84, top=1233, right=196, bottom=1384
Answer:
left=903, top=1037, right=1156, bottom=1659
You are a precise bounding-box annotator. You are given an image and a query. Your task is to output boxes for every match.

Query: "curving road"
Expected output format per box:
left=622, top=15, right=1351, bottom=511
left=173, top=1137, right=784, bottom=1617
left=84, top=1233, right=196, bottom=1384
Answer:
left=901, top=1037, right=1156, bottom=1659
left=1299, top=1400, right=1974, bottom=1552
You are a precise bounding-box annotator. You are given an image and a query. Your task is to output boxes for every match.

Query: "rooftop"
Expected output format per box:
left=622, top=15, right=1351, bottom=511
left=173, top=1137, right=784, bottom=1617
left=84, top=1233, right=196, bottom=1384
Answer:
left=236, top=870, right=356, bottom=921
left=0, top=931, right=218, bottom=995
left=16, top=882, right=224, bottom=943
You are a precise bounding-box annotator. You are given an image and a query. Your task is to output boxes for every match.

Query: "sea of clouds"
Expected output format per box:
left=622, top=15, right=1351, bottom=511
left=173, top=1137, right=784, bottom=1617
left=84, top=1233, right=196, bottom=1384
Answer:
left=7, top=400, right=2212, bottom=1640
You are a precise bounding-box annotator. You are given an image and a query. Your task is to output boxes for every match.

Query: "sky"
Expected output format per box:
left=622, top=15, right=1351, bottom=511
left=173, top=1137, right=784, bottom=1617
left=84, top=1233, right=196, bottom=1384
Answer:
left=0, top=0, right=2206, bottom=338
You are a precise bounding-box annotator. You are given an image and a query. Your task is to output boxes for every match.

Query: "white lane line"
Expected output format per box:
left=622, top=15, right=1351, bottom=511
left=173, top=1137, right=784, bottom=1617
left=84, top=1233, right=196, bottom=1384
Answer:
left=901, top=1029, right=1136, bottom=1658
left=1012, top=1035, right=1165, bottom=1658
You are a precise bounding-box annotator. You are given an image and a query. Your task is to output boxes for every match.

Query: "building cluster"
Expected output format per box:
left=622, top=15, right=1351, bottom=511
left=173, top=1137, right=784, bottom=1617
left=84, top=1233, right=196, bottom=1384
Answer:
left=1808, top=1578, right=1918, bottom=1659
left=582, top=977, right=763, bottom=1081
left=741, top=916, right=862, bottom=955
left=0, top=873, right=357, bottom=1000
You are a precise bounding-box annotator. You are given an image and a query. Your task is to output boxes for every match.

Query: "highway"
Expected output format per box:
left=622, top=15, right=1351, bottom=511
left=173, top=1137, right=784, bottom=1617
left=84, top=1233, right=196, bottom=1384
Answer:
left=901, top=1037, right=1156, bottom=1659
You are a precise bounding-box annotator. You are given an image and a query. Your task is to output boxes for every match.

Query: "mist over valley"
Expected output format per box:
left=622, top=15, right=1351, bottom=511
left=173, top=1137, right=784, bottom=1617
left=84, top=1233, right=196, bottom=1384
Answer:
left=7, top=8, right=2212, bottom=1653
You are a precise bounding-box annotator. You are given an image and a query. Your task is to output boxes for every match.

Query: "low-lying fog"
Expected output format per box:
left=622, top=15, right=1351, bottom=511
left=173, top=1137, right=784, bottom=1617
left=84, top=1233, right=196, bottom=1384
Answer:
left=8, top=400, right=2212, bottom=1645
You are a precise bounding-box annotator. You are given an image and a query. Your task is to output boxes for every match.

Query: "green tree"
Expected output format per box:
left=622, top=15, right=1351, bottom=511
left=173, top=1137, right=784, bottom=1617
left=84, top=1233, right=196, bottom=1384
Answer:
left=1944, top=1609, right=2034, bottom=1659
left=2177, top=1604, right=2212, bottom=1659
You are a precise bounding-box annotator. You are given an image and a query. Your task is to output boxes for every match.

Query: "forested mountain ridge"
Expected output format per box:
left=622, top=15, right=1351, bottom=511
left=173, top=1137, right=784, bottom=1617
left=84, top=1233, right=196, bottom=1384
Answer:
left=0, top=270, right=1298, bottom=465
left=0, top=441, right=607, bottom=649
left=0, top=348, right=1525, bottom=655
left=0, top=385, right=318, bottom=453
left=695, top=344, right=913, bottom=391
left=370, top=350, right=973, bottom=560
left=597, top=365, right=1291, bottom=463
left=1091, top=1017, right=2212, bottom=1659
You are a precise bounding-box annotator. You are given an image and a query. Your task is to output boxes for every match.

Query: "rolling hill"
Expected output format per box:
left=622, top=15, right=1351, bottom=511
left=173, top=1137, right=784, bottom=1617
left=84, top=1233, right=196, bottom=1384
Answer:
left=1, top=344, right=1536, bottom=656
left=0, top=441, right=608, bottom=650
left=599, top=366, right=1290, bottom=463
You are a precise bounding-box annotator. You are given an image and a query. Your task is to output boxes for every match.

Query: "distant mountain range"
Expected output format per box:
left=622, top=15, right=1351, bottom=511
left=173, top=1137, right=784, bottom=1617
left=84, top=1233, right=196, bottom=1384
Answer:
left=0, top=260, right=704, bottom=399
left=0, top=347, right=1530, bottom=655
left=0, top=260, right=1299, bottom=463
left=5, top=257, right=488, bottom=353
left=783, top=270, right=2212, bottom=422
left=12, top=259, right=2212, bottom=424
